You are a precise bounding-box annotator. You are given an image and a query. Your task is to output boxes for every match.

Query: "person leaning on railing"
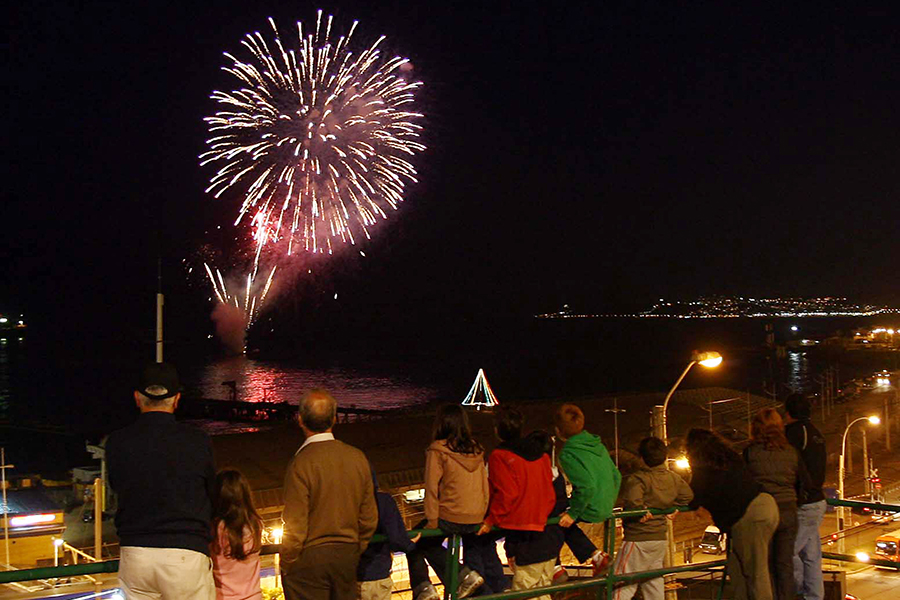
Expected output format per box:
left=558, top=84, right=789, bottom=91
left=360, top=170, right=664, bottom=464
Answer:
left=356, top=468, right=421, bottom=600
left=554, top=403, right=621, bottom=575
left=407, top=404, right=491, bottom=600
left=477, top=408, right=555, bottom=599
left=743, top=408, right=814, bottom=600
left=686, top=428, right=779, bottom=600
left=611, top=436, right=694, bottom=600
left=784, top=393, right=827, bottom=600
left=107, top=362, right=218, bottom=600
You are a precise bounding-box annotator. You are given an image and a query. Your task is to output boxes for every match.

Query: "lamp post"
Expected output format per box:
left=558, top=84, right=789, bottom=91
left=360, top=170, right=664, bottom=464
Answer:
left=655, top=351, right=721, bottom=600
left=838, top=415, right=880, bottom=553
left=659, top=351, right=723, bottom=443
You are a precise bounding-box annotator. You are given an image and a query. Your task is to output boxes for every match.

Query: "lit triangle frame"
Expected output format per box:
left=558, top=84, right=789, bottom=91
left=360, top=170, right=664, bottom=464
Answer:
left=461, top=368, right=499, bottom=409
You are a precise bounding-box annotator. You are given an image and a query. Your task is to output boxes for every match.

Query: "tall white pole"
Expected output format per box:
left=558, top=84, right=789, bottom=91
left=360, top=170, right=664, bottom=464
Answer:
left=156, top=293, right=164, bottom=363
left=156, top=259, right=164, bottom=363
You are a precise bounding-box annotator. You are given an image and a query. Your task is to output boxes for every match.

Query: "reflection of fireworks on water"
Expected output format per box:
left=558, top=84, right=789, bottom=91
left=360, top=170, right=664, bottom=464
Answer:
left=201, top=11, right=426, bottom=259
left=204, top=263, right=277, bottom=326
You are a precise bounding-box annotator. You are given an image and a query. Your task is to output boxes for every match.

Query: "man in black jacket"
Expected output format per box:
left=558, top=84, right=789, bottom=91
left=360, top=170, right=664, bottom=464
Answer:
left=784, top=393, right=826, bottom=600
left=107, top=363, right=216, bottom=600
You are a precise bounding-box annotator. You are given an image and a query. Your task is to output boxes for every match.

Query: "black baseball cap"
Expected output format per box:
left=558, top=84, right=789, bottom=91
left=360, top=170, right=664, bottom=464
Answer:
left=137, top=362, right=182, bottom=400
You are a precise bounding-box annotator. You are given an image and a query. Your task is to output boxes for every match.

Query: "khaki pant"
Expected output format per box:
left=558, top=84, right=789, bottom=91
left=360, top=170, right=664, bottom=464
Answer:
left=511, top=557, right=555, bottom=600
left=118, top=546, right=216, bottom=600
left=359, top=577, right=393, bottom=600
left=728, top=493, right=779, bottom=600
left=611, top=539, right=667, bottom=600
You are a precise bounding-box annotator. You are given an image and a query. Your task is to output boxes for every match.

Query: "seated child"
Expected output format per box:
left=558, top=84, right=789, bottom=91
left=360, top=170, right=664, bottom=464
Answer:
left=555, top=403, right=622, bottom=576
left=611, top=436, right=693, bottom=600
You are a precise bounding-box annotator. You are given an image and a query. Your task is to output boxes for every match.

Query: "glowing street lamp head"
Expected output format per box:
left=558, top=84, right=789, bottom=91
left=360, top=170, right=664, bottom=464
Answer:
left=855, top=551, right=870, bottom=562
left=693, top=351, right=723, bottom=368
left=867, top=415, right=881, bottom=425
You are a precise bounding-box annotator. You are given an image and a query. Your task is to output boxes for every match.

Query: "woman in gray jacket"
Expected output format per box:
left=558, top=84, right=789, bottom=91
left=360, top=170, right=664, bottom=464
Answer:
left=743, top=408, right=812, bottom=600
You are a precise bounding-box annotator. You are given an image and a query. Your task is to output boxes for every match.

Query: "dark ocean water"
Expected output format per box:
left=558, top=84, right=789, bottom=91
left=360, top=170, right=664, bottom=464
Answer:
left=1, top=315, right=896, bottom=474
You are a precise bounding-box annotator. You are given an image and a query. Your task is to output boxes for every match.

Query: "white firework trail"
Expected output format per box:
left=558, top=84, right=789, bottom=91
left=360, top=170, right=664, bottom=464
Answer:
left=204, top=263, right=278, bottom=326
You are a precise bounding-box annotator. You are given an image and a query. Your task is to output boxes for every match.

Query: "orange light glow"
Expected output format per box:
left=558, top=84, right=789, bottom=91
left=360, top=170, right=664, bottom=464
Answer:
left=10, top=514, right=56, bottom=527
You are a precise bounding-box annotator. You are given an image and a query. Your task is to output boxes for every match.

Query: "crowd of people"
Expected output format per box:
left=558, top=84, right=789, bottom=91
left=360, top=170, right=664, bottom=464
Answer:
left=106, top=362, right=827, bottom=600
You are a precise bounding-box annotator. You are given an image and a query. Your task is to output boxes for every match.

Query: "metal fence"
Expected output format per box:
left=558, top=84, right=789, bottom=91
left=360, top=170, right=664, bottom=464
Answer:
left=1, top=499, right=897, bottom=599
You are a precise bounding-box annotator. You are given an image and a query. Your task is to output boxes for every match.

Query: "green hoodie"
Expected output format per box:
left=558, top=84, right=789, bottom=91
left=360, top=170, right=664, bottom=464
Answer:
left=559, top=431, right=622, bottom=522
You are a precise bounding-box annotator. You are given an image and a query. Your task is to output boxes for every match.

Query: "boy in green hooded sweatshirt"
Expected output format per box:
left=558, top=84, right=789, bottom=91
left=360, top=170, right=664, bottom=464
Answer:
left=554, top=403, right=622, bottom=576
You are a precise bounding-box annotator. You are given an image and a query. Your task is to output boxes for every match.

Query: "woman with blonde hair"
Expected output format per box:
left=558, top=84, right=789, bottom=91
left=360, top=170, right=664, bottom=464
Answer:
left=743, top=408, right=812, bottom=600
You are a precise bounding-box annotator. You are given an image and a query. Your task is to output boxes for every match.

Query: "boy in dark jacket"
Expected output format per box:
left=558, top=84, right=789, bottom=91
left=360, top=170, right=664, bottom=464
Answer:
left=555, top=403, right=622, bottom=575
left=357, top=471, right=420, bottom=600
left=611, top=437, right=693, bottom=600
left=478, top=409, right=555, bottom=597
left=503, top=430, right=588, bottom=593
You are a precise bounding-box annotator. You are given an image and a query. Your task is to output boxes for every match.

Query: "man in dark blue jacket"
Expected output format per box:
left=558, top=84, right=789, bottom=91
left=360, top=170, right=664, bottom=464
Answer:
left=107, top=363, right=216, bottom=600
left=784, top=393, right=826, bottom=600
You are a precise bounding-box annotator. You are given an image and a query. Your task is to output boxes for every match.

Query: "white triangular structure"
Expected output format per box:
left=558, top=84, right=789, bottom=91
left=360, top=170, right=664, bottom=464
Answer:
left=461, top=368, right=499, bottom=410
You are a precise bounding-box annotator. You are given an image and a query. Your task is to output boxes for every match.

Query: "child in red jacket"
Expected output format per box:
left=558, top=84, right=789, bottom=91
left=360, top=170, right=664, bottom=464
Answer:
left=478, top=408, right=556, bottom=597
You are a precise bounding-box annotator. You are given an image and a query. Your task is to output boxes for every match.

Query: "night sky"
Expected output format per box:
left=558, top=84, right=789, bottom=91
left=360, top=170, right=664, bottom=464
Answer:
left=6, top=2, right=899, bottom=345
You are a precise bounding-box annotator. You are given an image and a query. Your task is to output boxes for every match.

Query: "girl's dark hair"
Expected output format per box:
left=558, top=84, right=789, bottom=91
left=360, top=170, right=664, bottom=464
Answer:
left=211, top=469, right=263, bottom=561
left=433, top=404, right=482, bottom=455
left=685, top=428, right=740, bottom=471
left=751, top=408, right=789, bottom=450
left=495, top=407, right=524, bottom=442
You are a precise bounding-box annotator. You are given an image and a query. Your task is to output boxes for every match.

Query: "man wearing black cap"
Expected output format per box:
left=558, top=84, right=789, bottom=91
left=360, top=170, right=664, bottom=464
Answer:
left=107, top=362, right=216, bottom=600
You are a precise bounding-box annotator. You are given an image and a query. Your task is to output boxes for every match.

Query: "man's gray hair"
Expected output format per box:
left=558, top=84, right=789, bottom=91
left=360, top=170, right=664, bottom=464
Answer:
left=299, top=389, right=337, bottom=433
left=137, top=387, right=177, bottom=409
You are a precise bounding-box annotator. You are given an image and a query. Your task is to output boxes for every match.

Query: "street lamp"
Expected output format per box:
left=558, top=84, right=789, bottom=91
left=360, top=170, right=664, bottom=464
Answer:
left=656, top=351, right=720, bottom=600
left=660, top=351, right=723, bottom=443
left=838, top=415, right=880, bottom=553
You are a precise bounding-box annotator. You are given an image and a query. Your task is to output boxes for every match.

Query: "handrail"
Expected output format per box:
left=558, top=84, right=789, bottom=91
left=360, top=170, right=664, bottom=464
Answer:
left=0, top=498, right=897, bottom=589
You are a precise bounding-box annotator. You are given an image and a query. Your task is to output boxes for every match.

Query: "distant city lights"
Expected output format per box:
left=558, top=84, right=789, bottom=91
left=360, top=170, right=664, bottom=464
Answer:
left=535, top=296, right=900, bottom=320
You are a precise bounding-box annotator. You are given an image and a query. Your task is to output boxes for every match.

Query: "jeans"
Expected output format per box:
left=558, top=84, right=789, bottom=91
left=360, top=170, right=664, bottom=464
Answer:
left=407, top=520, right=495, bottom=593
left=771, top=505, right=798, bottom=600
left=793, top=500, right=826, bottom=600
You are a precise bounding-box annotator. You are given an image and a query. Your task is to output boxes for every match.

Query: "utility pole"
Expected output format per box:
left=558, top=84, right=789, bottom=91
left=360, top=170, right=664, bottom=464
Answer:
left=93, top=478, right=102, bottom=561
left=862, top=429, right=869, bottom=495
left=885, top=396, right=892, bottom=453
left=1, top=448, right=13, bottom=567
left=604, top=398, right=626, bottom=467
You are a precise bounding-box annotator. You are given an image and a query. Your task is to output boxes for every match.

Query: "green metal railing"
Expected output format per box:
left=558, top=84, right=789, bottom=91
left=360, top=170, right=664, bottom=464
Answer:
left=1, top=498, right=898, bottom=599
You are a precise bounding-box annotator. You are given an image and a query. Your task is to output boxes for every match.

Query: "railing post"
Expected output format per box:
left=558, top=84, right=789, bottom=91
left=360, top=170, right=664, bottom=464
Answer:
left=445, top=533, right=461, bottom=600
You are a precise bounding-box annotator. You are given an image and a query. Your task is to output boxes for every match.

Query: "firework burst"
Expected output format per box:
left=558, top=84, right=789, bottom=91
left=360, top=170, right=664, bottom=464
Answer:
left=201, top=11, right=426, bottom=258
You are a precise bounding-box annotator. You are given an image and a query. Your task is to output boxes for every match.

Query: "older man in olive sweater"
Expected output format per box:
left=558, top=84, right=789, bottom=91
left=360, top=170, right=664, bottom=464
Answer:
left=281, top=389, right=378, bottom=600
